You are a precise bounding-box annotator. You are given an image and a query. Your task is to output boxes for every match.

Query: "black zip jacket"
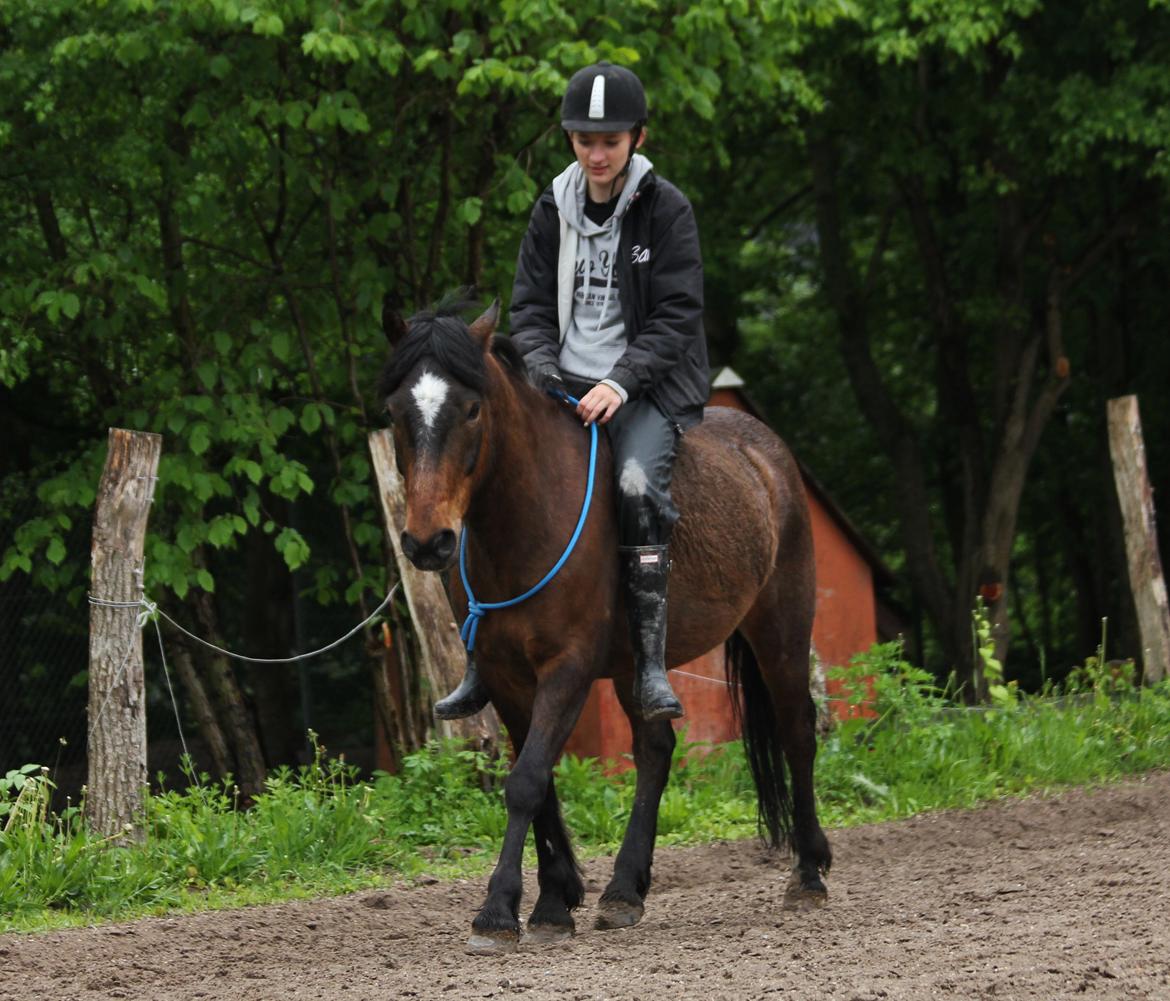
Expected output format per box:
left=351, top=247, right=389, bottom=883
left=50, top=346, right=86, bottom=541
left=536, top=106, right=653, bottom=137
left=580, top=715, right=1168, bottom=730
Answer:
left=509, top=171, right=710, bottom=430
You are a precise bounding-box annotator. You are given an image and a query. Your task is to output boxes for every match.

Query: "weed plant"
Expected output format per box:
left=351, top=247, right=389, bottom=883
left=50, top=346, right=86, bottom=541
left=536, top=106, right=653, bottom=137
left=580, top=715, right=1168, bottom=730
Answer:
left=3, top=648, right=1169, bottom=932
left=817, top=641, right=1170, bottom=825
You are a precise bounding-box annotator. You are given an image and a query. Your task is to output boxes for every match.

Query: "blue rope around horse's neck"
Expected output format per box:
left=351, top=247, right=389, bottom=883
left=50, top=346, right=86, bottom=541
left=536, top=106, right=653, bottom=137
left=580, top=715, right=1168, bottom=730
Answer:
left=458, top=392, right=598, bottom=652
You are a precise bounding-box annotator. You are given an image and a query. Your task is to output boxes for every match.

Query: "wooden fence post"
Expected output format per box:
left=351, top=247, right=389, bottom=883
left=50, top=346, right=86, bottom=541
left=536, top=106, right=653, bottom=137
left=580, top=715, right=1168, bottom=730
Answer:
left=87, top=428, right=162, bottom=840
left=368, top=430, right=500, bottom=749
left=1107, top=396, right=1170, bottom=685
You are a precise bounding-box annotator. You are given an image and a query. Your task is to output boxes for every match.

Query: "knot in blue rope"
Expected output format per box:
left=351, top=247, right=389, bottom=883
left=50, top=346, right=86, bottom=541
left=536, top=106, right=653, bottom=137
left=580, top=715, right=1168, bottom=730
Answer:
left=460, top=598, right=486, bottom=650
left=459, top=391, right=597, bottom=652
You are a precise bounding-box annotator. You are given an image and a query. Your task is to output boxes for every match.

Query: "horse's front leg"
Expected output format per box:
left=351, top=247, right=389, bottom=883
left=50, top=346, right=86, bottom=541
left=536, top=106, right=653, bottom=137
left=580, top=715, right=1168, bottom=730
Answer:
left=523, top=776, right=585, bottom=944
left=596, top=685, right=676, bottom=930
left=468, top=657, right=592, bottom=955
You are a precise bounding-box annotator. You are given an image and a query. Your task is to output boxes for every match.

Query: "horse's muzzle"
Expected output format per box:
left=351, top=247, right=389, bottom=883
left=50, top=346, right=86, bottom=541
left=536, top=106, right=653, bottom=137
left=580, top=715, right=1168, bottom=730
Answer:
left=401, top=528, right=457, bottom=571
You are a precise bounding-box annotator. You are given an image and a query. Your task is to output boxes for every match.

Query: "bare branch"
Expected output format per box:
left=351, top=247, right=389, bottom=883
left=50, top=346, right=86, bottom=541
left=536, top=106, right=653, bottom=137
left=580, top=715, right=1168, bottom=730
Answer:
left=323, top=163, right=368, bottom=424
left=423, top=109, right=454, bottom=302
left=397, top=177, right=421, bottom=299
left=34, top=191, right=68, bottom=262
left=182, top=236, right=276, bottom=272
left=744, top=184, right=812, bottom=242
left=1059, top=212, right=1140, bottom=294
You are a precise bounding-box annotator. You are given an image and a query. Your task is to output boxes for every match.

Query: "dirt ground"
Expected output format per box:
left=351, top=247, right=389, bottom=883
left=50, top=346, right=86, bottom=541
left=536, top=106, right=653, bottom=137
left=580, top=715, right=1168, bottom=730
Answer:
left=3, top=772, right=1169, bottom=1001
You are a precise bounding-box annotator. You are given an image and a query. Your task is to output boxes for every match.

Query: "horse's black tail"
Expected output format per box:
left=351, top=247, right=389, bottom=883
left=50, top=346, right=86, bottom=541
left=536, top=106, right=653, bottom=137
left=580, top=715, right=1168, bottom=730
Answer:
left=726, top=631, right=794, bottom=852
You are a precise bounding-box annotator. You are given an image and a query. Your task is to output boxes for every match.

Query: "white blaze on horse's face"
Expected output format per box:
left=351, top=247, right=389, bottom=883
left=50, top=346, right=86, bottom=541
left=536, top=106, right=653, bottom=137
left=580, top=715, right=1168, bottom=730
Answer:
left=388, top=361, right=485, bottom=571
left=411, top=371, right=450, bottom=438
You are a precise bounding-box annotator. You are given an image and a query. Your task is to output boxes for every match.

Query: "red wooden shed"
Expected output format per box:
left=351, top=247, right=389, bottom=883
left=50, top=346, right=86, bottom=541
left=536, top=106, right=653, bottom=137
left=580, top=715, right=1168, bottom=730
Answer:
left=562, top=367, right=898, bottom=765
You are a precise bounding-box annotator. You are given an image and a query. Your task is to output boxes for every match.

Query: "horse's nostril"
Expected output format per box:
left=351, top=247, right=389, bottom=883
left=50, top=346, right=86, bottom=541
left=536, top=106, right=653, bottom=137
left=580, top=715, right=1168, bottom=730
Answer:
left=401, top=528, right=456, bottom=569
left=434, top=529, right=456, bottom=560
left=401, top=532, right=419, bottom=560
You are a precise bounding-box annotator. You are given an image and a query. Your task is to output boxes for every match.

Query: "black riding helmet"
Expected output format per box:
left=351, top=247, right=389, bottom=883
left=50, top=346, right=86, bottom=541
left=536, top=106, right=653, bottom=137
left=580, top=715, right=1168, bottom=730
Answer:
left=561, top=62, right=648, bottom=195
left=561, top=61, right=648, bottom=132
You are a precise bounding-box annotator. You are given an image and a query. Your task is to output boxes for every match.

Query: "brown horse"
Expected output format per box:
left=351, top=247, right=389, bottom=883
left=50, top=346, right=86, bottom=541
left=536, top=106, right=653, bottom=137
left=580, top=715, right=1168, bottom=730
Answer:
left=378, top=298, right=831, bottom=953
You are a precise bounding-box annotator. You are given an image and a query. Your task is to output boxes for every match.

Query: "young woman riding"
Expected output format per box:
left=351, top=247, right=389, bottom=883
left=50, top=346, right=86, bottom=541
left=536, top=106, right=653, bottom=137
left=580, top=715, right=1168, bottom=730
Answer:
left=435, top=61, right=710, bottom=724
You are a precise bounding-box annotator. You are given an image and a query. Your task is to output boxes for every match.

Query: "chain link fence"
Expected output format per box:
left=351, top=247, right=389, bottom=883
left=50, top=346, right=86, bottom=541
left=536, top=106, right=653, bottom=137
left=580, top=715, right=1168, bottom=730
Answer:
left=0, top=489, right=377, bottom=806
left=0, top=581, right=88, bottom=779
left=0, top=489, right=91, bottom=798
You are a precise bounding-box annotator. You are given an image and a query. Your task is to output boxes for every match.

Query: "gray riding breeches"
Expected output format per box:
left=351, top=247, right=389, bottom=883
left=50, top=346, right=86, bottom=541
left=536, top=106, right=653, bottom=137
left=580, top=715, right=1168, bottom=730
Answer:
left=563, top=378, right=680, bottom=547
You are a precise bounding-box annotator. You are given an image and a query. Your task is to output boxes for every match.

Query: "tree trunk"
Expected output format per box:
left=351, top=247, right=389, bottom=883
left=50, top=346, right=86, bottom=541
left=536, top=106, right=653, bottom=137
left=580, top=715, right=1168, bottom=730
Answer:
left=189, top=579, right=268, bottom=799
left=87, top=428, right=162, bottom=840
left=244, top=524, right=300, bottom=765
left=1107, top=395, right=1170, bottom=684
left=807, top=127, right=963, bottom=676
left=170, top=645, right=232, bottom=781
left=371, top=627, right=406, bottom=774
left=809, top=118, right=1086, bottom=698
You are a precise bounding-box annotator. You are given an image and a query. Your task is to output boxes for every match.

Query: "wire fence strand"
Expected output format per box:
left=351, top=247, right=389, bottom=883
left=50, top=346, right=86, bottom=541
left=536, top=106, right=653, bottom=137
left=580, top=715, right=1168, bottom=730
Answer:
left=80, top=584, right=400, bottom=767
left=86, top=583, right=400, bottom=665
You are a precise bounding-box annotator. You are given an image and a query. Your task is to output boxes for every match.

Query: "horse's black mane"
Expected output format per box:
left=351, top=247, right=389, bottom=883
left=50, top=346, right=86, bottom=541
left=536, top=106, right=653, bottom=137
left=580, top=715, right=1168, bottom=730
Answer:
left=491, top=334, right=526, bottom=378
left=377, top=292, right=527, bottom=399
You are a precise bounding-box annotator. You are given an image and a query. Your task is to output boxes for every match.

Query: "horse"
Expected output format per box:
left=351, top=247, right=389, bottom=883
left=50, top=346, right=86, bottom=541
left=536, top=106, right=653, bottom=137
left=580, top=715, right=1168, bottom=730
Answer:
left=377, top=297, right=832, bottom=953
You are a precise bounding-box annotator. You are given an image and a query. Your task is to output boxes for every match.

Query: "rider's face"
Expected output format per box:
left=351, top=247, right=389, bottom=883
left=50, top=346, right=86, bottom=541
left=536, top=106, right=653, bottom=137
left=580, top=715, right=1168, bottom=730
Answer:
left=570, top=129, right=645, bottom=198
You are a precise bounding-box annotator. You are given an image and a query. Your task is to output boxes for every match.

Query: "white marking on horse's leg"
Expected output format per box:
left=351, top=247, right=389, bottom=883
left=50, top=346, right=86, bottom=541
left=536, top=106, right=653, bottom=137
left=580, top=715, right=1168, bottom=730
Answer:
left=411, top=371, right=449, bottom=430
left=620, top=458, right=648, bottom=497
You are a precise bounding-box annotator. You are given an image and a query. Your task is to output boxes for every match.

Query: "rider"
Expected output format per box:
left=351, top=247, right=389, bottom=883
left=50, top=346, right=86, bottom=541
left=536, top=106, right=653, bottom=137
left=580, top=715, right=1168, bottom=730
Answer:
left=435, top=61, right=710, bottom=723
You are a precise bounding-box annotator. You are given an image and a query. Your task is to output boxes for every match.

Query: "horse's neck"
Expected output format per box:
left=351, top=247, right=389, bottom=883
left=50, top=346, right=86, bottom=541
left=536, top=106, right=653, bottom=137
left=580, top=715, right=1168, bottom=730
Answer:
left=463, top=370, right=592, bottom=598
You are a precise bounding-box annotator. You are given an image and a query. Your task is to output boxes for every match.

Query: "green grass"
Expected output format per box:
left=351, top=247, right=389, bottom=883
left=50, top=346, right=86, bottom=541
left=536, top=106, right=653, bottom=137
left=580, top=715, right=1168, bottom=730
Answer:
left=814, top=643, right=1170, bottom=825
left=3, top=643, right=1169, bottom=933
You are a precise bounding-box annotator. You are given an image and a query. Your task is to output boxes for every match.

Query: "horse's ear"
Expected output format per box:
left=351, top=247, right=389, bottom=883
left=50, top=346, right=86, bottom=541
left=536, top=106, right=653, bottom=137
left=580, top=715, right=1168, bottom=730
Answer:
left=467, top=299, right=500, bottom=348
left=382, top=299, right=408, bottom=347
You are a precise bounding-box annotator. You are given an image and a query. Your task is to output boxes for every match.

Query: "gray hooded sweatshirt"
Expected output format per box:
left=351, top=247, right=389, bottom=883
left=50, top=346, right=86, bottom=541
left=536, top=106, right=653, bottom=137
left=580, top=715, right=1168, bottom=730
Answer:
left=551, top=153, right=654, bottom=401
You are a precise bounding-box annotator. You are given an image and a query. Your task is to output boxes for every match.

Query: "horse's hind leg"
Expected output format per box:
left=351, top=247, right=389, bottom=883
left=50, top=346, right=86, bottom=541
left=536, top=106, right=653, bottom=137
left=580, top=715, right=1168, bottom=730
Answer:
left=524, top=776, right=585, bottom=943
left=596, top=684, right=676, bottom=930
left=777, top=686, right=833, bottom=900
left=740, top=582, right=832, bottom=898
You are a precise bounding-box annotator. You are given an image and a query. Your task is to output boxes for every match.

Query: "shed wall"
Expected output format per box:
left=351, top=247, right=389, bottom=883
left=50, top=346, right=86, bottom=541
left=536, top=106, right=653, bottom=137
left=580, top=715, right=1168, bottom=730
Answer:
left=562, top=484, right=878, bottom=765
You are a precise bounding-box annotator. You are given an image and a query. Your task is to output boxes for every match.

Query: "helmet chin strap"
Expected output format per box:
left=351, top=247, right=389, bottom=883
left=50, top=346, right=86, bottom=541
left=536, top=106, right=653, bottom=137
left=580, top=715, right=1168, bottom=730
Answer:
left=608, top=127, right=642, bottom=200
left=564, top=126, right=642, bottom=202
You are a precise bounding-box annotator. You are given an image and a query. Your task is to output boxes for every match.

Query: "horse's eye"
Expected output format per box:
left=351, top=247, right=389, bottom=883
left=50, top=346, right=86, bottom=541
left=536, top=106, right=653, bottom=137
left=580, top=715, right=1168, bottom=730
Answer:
left=466, top=402, right=481, bottom=422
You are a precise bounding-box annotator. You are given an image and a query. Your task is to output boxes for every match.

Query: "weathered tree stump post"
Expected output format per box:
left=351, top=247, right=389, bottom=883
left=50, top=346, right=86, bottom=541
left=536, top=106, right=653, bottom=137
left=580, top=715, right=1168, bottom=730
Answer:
left=368, top=429, right=500, bottom=749
left=1107, top=395, right=1170, bottom=685
left=87, top=428, right=163, bottom=840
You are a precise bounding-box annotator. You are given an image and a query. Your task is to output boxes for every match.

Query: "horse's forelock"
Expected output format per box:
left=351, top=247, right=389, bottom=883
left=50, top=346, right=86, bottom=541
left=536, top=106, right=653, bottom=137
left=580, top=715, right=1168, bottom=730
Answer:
left=377, top=309, right=487, bottom=400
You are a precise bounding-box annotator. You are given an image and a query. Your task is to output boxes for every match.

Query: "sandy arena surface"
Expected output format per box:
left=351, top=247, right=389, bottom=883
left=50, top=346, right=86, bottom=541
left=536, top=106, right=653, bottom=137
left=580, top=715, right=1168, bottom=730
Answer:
left=3, top=771, right=1169, bottom=1001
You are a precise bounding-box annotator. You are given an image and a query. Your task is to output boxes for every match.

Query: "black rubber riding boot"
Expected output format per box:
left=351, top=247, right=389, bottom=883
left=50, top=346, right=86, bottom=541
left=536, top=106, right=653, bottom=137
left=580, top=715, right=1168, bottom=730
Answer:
left=620, top=544, right=683, bottom=722
left=433, top=657, right=490, bottom=720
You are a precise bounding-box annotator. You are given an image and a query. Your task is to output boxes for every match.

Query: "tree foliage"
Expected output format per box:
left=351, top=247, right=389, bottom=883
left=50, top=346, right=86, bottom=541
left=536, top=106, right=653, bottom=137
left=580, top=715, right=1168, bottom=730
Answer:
left=2, top=0, right=1168, bottom=764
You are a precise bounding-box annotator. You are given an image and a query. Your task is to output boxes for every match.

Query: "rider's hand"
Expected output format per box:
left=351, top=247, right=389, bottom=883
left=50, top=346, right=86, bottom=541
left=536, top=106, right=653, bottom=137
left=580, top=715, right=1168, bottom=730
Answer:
left=527, top=361, right=565, bottom=395
left=577, top=383, right=623, bottom=426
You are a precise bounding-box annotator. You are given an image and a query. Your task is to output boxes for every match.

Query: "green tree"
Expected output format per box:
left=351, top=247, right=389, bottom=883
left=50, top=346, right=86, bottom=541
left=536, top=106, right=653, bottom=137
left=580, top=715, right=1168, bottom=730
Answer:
left=760, top=0, right=1170, bottom=690
left=3, top=0, right=1168, bottom=752
left=1, top=0, right=796, bottom=771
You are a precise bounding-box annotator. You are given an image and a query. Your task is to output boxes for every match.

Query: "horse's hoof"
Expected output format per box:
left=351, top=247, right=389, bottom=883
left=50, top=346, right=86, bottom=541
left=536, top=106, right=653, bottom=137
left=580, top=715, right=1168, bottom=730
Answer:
left=465, top=930, right=519, bottom=955
left=522, top=923, right=574, bottom=946
left=782, top=875, right=828, bottom=911
left=594, top=898, right=645, bottom=929
left=641, top=702, right=684, bottom=722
